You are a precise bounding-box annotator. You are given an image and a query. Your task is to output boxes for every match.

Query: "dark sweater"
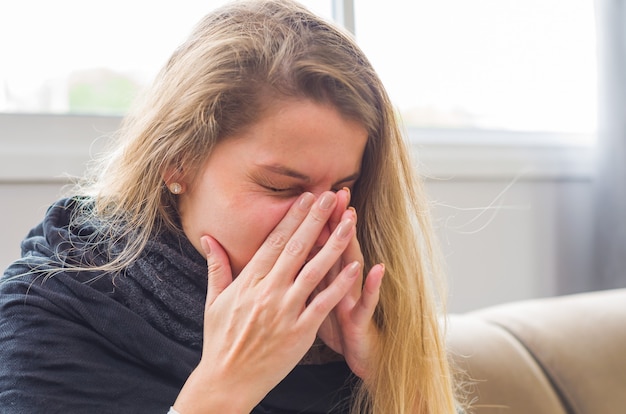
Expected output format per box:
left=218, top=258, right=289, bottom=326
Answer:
left=0, top=198, right=355, bottom=413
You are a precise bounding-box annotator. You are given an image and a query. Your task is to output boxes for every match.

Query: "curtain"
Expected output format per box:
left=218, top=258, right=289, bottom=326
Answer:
left=592, top=0, right=626, bottom=289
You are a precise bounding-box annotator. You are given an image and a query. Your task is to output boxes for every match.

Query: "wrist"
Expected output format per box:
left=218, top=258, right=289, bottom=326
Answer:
left=173, top=366, right=254, bottom=414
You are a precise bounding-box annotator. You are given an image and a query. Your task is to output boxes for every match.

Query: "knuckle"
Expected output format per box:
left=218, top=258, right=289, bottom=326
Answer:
left=298, top=265, right=322, bottom=286
left=207, top=260, right=224, bottom=276
left=255, top=286, right=274, bottom=308
left=309, top=209, right=327, bottom=223
left=266, top=231, right=287, bottom=250
left=309, top=294, right=332, bottom=314
left=285, top=239, right=305, bottom=257
left=248, top=269, right=268, bottom=284
left=327, top=236, right=348, bottom=253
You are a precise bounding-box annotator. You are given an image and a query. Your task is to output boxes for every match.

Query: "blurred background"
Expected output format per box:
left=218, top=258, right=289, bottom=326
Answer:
left=1, top=0, right=623, bottom=312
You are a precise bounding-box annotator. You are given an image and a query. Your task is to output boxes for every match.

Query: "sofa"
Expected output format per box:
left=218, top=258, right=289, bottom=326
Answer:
left=447, top=289, right=626, bottom=414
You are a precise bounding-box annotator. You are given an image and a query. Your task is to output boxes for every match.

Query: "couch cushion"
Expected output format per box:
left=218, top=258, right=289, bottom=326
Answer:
left=448, top=315, right=567, bottom=414
left=470, top=289, right=626, bottom=414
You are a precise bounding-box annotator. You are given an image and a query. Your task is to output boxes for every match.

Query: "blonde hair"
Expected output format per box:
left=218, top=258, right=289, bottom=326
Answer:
left=78, top=0, right=459, bottom=412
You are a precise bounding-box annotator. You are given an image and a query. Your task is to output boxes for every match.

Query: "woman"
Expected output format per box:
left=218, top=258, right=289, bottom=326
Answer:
left=0, top=0, right=461, bottom=413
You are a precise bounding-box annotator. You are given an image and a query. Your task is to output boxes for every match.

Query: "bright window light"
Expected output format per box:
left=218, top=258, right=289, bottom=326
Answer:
left=355, top=0, right=597, bottom=135
left=0, top=0, right=332, bottom=114
left=1, top=0, right=596, bottom=139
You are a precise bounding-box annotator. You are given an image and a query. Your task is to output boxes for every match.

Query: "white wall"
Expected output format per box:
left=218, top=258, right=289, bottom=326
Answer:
left=429, top=178, right=593, bottom=312
left=0, top=114, right=596, bottom=312
left=0, top=183, right=67, bottom=266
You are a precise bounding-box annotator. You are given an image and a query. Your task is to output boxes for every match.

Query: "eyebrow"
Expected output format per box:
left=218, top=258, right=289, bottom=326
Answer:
left=259, top=164, right=360, bottom=186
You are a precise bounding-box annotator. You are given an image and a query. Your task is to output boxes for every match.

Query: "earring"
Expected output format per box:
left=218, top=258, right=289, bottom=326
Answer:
left=169, top=182, right=183, bottom=194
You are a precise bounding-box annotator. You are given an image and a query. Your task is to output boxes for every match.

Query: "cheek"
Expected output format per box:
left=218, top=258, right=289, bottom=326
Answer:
left=216, top=197, right=294, bottom=275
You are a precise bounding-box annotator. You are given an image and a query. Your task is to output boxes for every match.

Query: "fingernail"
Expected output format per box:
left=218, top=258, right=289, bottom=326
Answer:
left=342, top=187, right=351, bottom=204
left=348, top=206, right=357, bottom=218
left=319, top=192, right=335, bottom=210
left=347, top=261, right=361, bottom=278
left=299, top=192, right=315, bottom=210
left=336, top=218, right=355, bottom=239
left=200, top=236, right=211, bottom=256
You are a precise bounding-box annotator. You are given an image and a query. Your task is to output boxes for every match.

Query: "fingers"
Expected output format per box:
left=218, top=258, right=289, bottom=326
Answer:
left=328, top=188, right=351, bottom=232
left=203, top=189, right=349, bottom=308
left=287, top=214, right=356, bottom=306
left=351, top=264, right=385, bottom=326
left=318, top=207, right=357, bottom=288
left=247, top=188, right=350, bottom=286
left=246, top=192, right=316, bottom=279
left=202, top=235, right=234, bottom=307
left=299, top=260, right=361, bottom=327
left=268, top=191, right=339, bottom=283
left=335, top=207, right=363, bottom=300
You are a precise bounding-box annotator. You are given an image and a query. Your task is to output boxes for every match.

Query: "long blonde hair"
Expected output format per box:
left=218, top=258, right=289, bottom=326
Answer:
left=79, top=0, right=459, bottom=412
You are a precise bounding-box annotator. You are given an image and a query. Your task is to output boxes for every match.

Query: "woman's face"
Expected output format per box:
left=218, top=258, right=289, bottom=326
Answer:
left=177, top=99, right=368, bottom=276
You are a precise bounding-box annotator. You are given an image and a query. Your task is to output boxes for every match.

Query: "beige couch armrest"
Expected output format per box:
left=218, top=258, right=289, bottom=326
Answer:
left=448, top=289, right=626, bottom=414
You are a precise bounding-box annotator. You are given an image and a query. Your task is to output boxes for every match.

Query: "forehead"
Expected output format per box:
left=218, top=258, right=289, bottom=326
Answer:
left=248, top=100, right=368, bottom=165
left=229, top=98, right=368, bottom=178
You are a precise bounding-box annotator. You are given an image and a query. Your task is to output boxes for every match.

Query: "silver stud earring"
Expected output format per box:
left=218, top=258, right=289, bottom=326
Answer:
left=169, top=182, right=183, bottom=194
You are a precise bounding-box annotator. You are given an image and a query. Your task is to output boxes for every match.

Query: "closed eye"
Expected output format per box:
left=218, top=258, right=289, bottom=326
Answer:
left=265, top=185, right=349, bottom=194
left=261, top=184, right=302, bottom=196
left=265, top=185, right=291, bottom=192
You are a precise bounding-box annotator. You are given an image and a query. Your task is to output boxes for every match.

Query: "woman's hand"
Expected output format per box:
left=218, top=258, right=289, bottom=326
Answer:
left=174, top=191, right=361, bottom=414
left=315, top=189, right=384, bottom=382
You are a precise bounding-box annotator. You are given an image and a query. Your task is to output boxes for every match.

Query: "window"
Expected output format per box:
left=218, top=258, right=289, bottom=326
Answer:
left=1, top=0, right=597, bottom=149
left=0, top=0, right=332, bottom=115
left=354, top=0, right=597, bottom=142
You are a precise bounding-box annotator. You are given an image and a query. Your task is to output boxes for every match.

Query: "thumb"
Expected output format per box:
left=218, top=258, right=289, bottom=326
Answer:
left=200, top=235, right=233, bottom=306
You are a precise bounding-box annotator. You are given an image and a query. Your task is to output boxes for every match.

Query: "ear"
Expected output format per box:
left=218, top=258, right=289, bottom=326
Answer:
left=163, top=166, right=186, bottom=195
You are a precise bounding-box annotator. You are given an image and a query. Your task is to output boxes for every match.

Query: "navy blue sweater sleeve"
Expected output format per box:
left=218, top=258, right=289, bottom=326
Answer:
left=0, top=266, right=197, bottom=414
